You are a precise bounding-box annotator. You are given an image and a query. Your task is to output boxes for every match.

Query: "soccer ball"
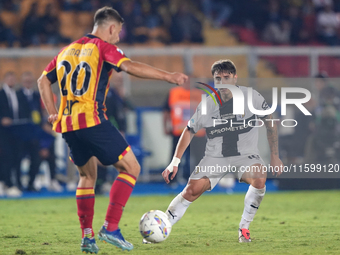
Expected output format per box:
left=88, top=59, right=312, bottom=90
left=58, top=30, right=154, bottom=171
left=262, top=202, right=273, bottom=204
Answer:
left=139, top=210, right=172, bottom=243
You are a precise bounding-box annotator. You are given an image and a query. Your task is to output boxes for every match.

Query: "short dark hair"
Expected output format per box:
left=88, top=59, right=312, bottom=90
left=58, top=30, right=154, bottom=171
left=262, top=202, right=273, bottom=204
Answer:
left=315, top=71, right=328, bottom=79
left=4, top=71, right=15, bottom=78
left=22, top=71, right=33, bottom=77
left=94, top=6, right=124, bottom=26
left=211, top=59, right=236, bottom=76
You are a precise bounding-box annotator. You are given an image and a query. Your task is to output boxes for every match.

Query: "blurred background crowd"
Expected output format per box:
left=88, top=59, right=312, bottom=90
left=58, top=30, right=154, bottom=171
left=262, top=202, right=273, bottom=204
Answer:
left=0, top=70, right=130, bottom=197
left=1, top=0, right=340, bottom=197
left=2, top=0, right=340, bottom=47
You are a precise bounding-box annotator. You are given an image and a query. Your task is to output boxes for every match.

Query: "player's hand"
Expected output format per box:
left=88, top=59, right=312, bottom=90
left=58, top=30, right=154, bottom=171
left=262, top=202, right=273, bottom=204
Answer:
left=270, top=155, right=284, bottom=177
left=39, top=148, right=49, bottom=158
left=1, top=117, right=12, bottom=126
left=162, top=157, right=181, bottom=184
left=48, top=114, right=58, bottom=124
left=162, top=166, right=178, bottom=184
left=166, top=72, right=188, bottom=86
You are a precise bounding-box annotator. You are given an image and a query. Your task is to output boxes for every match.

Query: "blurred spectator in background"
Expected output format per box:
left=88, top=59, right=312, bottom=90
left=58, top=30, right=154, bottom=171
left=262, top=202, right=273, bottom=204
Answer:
left=39, top=4, right=71, bottom=46
left=0, top=19, right=17, bottom=47
left=314, top=72, right=340, bottom=113
left=315, top=72, right=329, bottom=96
left=0, top=72, right=22, bottom=197
left=118, top=0, right=168, bottom=44
left=304, top=73, right=340, bottom=165
left=142, top=2, right=163, bottom=29
left=201, top=0, right=232, bottom=27
left=170, top=2, right=203, bottom=43
left=21, top=2, right=42, bottom=47
left=106, top=89, right=128, bottom=135
left=316, top=4, right=340, bottom=45
left=287, top=6, right=306, bottom=44
left=305, top=105, right=340, bottom=164
left=135, top=2, right=169, bottom=44
left=303, top=0, right=316, bottom=13
left=291, top=98, right=316, bottom=162
left=40, top=96, right=63, bottom=193
left=319, top=85, right=340, bottom=110
left=262, top=0, right=291, bottom=44
left=313, top=0, right=334, bottom=12
left=130, top=3, right=150, bottom=43
left=163, top=78, right=204, bottom=185
left=3, top=0, right=340, bottom=47
left=16, top=72, right=60, bottom=192
left=0, top=0, right=19, bottom=11
left=61, top=0, right=93, bottom=11
left=265, top=0, right=282, bottom=25
left=78, top=0, right=95, bottom=12
left=110, top=0, right=124, bottom=14
left=234, top=0, right=267, bottom=31
left=60, top=0, right=77, bottom=11
left=120, top=0, right=141, bottom=44
left=262, top=19, right=291, bottom=44
left=277, top=105, right=296, bottom=164
left=334, top=0, right=340, bottom=12
left=16, top=72, right=44, bottom=192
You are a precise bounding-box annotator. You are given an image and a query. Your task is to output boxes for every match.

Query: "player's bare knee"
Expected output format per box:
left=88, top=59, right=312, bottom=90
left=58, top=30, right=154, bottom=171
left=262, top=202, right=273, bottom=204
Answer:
left=127, top=160, right=140, bottom=178
left=116, top=159, right=140, bottom=178
left=183, top=185, right=200, bottom=200
left=79, top=171, right=95, bottom=180
left=181, top=188, right=194, bottom=201
left=251, top=178, right=266, bottom=189
left=79, top=175, right=96, bottom=187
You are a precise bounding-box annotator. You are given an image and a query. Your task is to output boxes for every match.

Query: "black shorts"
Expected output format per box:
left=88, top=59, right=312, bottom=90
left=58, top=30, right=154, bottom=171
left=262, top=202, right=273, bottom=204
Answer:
left=62, top=120, right=130, bottom=167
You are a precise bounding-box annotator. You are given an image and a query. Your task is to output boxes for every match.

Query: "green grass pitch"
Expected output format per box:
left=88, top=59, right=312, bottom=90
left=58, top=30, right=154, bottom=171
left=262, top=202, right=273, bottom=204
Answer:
left=1, top=190, right=340, bottom=255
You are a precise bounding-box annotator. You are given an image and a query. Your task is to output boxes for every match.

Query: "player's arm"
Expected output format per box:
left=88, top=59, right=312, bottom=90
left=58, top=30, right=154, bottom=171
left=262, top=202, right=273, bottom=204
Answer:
left=162, top=127, right=195, bottom=184
left=37, top=74, right=58, bottom=124
left=263, top=114, right=284, bottom=176
left=120, top=60, right=188, bottom=86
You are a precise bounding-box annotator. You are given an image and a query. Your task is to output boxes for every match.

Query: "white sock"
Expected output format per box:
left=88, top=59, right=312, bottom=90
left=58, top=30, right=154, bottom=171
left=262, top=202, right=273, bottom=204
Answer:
left=239, top=185, right=266, bottom=230
left=166, top=193, right=192, bottom=225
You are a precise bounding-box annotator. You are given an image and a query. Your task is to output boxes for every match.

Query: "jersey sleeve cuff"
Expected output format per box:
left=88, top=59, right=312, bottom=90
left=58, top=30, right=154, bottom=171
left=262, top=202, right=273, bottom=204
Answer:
left=187, top=125, right=196, bottom=134
left=43, top=68, right=57, bottom=83
left=117, top=57, right=130, bottom=68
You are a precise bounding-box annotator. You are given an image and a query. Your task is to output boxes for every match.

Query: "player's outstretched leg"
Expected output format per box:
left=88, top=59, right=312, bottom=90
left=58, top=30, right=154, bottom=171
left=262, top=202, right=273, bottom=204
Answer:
left=238, top=164, right=266, bottom=243
left=166, top=177, right=211, bottom=225
left=98, top=149, right=140, bottom=251
left=76, top=157, right=99, bottom=254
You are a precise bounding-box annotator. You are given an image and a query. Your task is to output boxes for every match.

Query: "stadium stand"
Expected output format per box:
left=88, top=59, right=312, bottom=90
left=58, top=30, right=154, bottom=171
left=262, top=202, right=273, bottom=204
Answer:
left=4, top=0, right=340, bottom=78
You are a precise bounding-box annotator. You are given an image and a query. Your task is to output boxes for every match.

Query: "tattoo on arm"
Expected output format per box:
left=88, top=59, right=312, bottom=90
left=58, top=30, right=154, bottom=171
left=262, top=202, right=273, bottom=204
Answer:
left=264, top=114, right=279, bottom=156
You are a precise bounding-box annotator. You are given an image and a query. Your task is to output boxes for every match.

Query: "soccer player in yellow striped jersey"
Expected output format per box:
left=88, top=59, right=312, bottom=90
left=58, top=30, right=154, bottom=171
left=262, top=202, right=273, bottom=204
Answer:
left=38, top=6, right=188, bottom=254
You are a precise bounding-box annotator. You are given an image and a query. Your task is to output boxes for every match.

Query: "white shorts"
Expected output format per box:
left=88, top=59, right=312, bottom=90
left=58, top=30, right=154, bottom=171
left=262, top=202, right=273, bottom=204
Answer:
left=189, top=154, right=265, bottom=191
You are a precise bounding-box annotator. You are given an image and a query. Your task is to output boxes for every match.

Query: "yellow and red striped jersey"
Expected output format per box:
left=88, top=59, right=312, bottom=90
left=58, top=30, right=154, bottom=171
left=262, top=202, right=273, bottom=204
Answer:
left=43, top=34, right=130, bottom=133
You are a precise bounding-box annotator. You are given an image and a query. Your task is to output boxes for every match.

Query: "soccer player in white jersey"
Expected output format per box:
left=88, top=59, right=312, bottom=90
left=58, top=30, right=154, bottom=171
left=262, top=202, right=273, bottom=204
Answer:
left=162, top=59, right=283, bottom=242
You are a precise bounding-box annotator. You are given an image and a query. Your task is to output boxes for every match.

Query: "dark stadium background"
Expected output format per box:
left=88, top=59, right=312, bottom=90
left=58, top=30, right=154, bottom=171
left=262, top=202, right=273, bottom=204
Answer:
left=1, top=0, right=340, bottom=198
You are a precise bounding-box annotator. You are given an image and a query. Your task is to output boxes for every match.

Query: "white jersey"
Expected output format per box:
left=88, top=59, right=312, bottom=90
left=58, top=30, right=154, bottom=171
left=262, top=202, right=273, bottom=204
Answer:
left=188, top=85, right=269, bottom=158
